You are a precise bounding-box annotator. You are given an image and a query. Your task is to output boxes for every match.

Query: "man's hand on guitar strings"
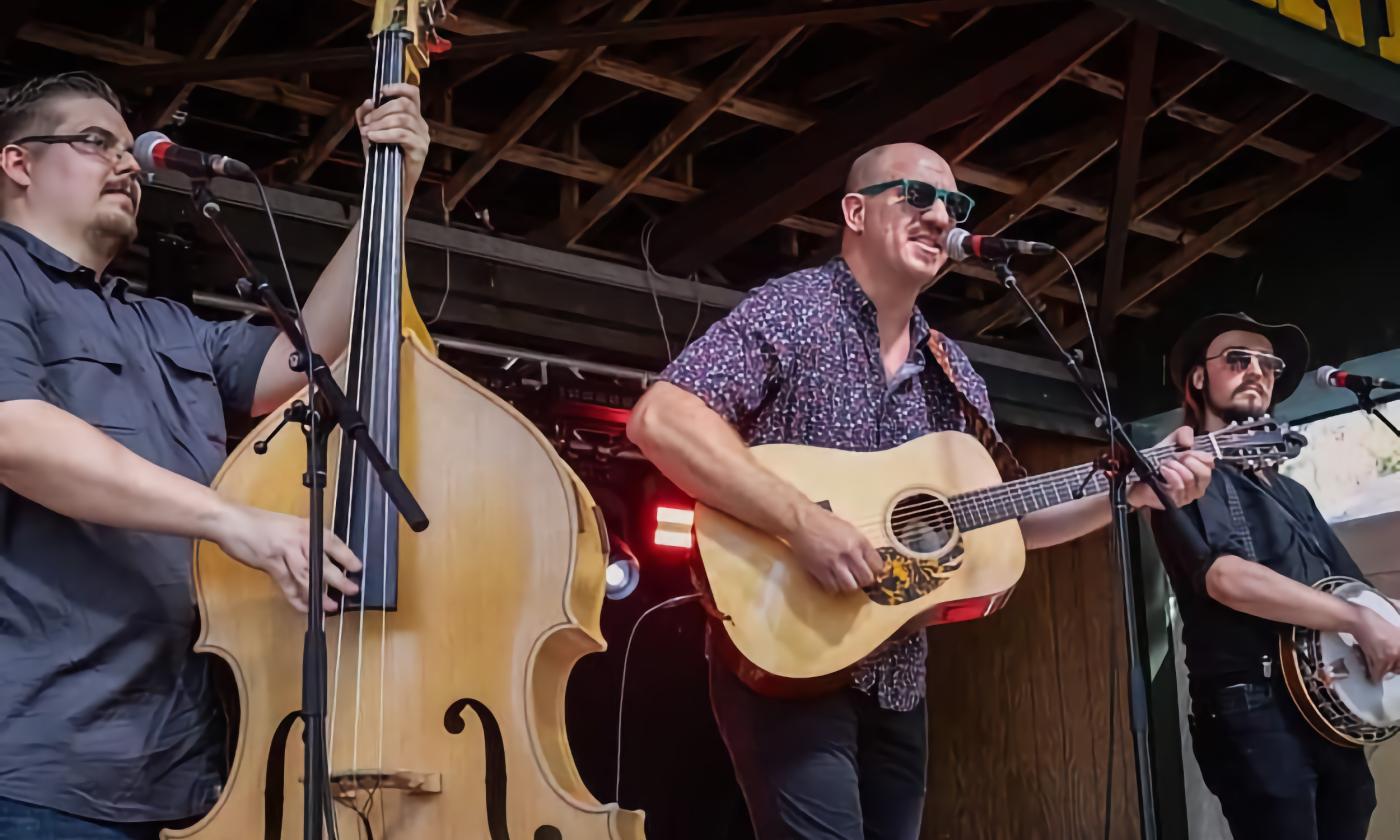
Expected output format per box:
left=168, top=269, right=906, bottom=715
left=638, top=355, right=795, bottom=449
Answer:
left=786, top=504, right=885, bottom=594
left=1127, top=425, right=1214, bottom=511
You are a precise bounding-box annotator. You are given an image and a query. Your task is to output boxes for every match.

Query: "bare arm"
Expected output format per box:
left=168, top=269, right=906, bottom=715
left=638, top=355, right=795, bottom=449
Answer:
left=250, top=224, right=359, bottom=416
left=0, top=399, right=360, bottom=612
left=1207, top=553, right=1359, bottom=631
left=1020, top=495, right=1113, bottom=551
left=1020, top=426, right=1213, bottom=551
left=628, top=382, right=882, bottom=593
left=0, top=399, right=226, bottom=537
left=251, top=82, right=430, bottom=415
left=1207, top=554, right=1400, bottom=678
left=629, top=383, right=810, bottom=539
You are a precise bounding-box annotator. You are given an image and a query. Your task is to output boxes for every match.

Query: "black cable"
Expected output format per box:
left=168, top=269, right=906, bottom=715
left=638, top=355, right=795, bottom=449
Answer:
left=614, top=593, right=702, bottom=804
left=1060, top=253, right=1123, bottom=840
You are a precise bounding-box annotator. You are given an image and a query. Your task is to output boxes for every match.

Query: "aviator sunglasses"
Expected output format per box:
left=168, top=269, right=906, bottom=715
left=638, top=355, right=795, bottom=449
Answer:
left=1205, top=348, right=1286, bottom=377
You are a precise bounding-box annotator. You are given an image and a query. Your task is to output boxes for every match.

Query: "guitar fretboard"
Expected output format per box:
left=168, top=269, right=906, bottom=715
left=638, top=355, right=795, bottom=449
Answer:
left=947, top=438, right=1204, bottom=531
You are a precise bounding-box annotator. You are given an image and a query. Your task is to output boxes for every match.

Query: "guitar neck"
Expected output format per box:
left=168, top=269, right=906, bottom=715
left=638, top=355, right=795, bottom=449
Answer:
left=949, top=438, right=1199, bottom=532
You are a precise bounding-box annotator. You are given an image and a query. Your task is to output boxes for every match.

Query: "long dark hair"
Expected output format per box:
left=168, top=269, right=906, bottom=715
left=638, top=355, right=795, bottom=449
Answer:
left=1181, top=364, right=1207, bottom=433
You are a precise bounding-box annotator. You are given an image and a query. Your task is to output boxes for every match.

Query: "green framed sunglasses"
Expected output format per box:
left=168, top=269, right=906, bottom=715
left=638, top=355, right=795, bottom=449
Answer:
left=854, top=179, right=975, bottom=222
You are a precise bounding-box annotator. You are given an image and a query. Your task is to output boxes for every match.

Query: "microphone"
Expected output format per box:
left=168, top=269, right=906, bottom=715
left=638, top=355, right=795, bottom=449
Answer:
left=133, top=131, right=254, bottom=182
left=1315, top=365, right=1400, bottom=393
left=944, top=227, right=1056, bottom=262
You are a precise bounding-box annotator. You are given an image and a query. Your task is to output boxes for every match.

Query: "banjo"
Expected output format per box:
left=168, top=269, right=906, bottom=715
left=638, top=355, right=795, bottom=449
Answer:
left=1280, top=576, right=1400, bottom=747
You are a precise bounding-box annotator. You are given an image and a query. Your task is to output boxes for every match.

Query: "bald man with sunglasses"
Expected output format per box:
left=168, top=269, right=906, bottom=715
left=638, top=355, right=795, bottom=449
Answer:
left=628, top=142, right=1215, bottom=840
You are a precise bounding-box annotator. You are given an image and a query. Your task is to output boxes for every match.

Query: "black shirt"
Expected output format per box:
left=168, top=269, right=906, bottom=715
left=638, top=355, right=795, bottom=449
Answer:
left=0, top=222, right=278, bottom=821
left=1151, top=463, right=1368, bottom=694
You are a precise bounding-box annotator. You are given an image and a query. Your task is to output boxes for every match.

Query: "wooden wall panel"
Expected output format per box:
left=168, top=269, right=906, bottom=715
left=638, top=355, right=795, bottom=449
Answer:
left=922, top=429, right=1141, bottom=840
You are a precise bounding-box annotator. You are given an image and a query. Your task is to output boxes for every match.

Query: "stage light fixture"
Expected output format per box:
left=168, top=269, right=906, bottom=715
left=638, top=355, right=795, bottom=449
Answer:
left=653, top=505, right=694, bottom=549
left=605, top=538, right=641, bottom=601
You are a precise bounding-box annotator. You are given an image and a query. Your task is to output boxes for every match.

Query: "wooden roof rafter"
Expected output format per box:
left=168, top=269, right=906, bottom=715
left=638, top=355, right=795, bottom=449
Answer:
left=1057, top=116, right=1388, bottom=346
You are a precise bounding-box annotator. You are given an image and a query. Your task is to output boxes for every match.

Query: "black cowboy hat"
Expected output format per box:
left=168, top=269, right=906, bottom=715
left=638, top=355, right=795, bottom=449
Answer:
left=1168, top=312, right=1309, bottom=404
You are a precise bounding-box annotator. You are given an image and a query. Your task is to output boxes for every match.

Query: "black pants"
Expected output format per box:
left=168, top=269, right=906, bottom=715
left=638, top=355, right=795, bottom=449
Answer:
left=709, top=654, right=927, bottom=840
left=1189, top=679, right=1375, bottom=840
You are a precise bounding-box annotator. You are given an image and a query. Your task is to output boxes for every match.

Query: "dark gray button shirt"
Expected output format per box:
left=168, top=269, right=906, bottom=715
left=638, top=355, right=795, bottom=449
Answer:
left=0, top=221, right=278, bottom=822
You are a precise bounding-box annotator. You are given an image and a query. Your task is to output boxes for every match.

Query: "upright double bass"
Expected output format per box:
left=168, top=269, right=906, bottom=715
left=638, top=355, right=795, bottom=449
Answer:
left=170, top=2, right=644, bottom=836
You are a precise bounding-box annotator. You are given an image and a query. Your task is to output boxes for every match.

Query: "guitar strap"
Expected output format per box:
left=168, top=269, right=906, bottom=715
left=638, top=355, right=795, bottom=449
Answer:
left=926, top=329, right=1027, bottom=481
left=1220, top=471, right=1260, bottom=563
left=1221, top=467, right=1332, bottom=574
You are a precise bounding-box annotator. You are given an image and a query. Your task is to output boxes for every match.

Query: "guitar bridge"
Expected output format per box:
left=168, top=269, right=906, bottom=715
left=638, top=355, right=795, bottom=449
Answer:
left=301, top=769, right=443, bottom=800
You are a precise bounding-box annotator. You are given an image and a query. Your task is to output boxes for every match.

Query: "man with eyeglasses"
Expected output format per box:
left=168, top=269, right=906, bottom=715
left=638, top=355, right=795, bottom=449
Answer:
left=0, top=72, right=430, bottom=838
left=627, top=142, right=1215, bottom=839
left=1148, top=313, right=1398, bottom=840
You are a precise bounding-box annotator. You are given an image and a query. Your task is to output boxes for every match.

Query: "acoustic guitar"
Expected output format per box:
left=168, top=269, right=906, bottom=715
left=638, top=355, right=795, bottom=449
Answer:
left=694, top=417, right=1304, bottom=696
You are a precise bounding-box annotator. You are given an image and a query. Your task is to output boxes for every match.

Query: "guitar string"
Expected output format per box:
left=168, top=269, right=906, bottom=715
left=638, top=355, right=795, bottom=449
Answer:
left=375, top=30, right=406, bottom=833
left=328, top=25, right=387, bottom=804
left=848, top=432, right=1276, bottom=533
left=350, top=27, right=392, bottom=811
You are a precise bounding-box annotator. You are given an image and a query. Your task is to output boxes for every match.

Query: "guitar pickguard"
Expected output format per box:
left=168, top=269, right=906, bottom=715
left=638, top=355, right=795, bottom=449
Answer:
left=866, top=543, right=963, bottom=606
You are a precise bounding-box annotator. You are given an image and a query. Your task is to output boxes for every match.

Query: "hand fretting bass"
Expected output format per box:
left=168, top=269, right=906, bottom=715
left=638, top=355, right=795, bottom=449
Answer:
left=694, top=418, right=1304, bottom=696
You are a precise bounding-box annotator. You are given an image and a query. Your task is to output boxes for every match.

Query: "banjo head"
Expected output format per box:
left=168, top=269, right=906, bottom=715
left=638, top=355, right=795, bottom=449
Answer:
left=1285, top=577, right=1400, bottom=746
left=1323, top=581, right=1400, bottom=727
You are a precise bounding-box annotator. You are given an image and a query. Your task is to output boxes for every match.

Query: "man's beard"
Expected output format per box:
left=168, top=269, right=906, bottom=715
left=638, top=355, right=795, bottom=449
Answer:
left=1218, top=404, right=1258, bottom=424
left=88, top=208, right=137, bottom=256
left=1204, top=370, right=1269, bottom=424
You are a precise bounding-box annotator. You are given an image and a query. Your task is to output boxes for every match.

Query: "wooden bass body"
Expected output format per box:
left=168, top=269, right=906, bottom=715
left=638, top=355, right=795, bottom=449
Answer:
left=168, top=332, right=644, bottom=838
left=696, top=431, right=1024, bottom=695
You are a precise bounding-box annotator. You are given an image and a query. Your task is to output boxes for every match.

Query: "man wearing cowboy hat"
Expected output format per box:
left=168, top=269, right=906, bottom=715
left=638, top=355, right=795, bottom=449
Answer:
left=1150, top=313, right=1399, bottom=840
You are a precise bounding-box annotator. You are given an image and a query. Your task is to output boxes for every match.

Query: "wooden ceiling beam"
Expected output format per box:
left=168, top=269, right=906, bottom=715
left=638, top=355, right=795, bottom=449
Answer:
left=956, top=84, right=1307, bottom=338
left=427, top=7, right=816, bottom=133
left=1171, top=174, right=1276, bottom=218
left=21, top=20, right=1234, bottom=268
left=1094, top=23, right=1157, bottom=341
left=1064, top=65, right=1360, bottom=182
left=440, top=0, right=655, bottom=210
left=940, top=50, right=1221, bottom=288
left=536, top=30, right=801, bottom=247
left=1057, top=117, right=1387, bottom=346
left=16, top=21, right=839, bottom=242
left=138, top=0, right=259, bottom=130
left=0, top=0, right=41, bottom=59
left=115, top=0, right=1009, bottom=85
left=646, top=8, right=1126, bottom=273
left=952, top=161, right=1243, bottom=257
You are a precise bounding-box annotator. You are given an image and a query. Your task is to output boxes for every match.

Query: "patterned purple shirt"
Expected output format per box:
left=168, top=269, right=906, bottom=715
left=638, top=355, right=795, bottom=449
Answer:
left=661, top=257, right=999, bottom=711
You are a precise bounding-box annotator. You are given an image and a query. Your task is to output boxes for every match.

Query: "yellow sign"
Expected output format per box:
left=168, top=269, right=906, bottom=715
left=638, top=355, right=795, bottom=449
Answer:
left=1251, top=0, right=1400, bottom=62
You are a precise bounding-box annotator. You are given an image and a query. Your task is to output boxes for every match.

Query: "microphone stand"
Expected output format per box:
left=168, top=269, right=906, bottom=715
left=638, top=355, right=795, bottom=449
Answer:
left=1348, top=385, right=1400, bottom=440
left=994, top=258, right=1215, bottom=840
left=189, top=181, right=428, bottom=839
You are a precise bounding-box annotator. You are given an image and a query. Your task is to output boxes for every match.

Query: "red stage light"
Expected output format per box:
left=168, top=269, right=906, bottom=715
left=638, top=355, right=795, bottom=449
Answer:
left=653, top=505, right=694, bottom=549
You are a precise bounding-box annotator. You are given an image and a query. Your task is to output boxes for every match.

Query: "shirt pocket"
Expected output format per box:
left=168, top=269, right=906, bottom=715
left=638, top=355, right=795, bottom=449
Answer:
left=38, top=329, right=137, bottom=433
left=152, top=342, right=227, bottom=454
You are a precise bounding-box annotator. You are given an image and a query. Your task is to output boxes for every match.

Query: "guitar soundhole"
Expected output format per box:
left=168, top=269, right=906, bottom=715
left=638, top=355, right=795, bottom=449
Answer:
left=888, top=492, right=956, bottom=557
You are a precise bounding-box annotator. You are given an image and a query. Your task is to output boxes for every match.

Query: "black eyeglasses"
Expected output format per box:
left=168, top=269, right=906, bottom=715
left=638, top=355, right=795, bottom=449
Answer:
left=10, top=130, right=134, bottom=165
left=854, top=179, right=975, bottom=222
left=1205, top=348, right=1286, bottom=377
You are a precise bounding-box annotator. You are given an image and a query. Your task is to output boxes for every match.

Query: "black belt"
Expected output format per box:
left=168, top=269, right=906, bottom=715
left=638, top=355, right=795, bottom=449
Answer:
left=1190, top=654, right=1276, bottom=696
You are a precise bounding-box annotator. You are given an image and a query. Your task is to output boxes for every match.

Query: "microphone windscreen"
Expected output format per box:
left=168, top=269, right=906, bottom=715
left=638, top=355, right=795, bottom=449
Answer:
left=944, top=227, right=971, bottom=262
left=1314, top=365, right=1338, bottom=388
left=132, top=131, right=171, bottom=173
